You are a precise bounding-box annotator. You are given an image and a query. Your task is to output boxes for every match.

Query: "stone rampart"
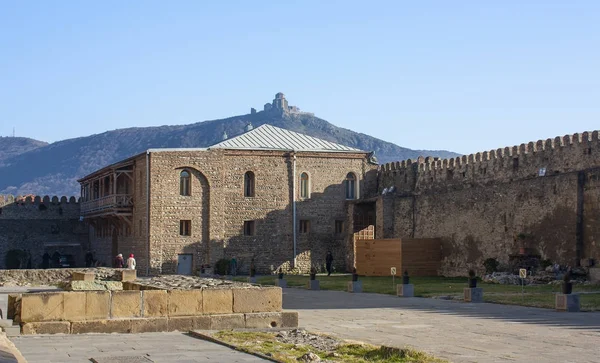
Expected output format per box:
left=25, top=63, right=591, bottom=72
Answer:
left=376, top=130, right=600, bottom=276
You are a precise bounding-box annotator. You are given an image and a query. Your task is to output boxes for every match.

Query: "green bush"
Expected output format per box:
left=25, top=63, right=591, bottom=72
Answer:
left=483, top=258, right=499, bottom=274
left=215, top=258, right=230, bottom=275
left=540, top=259, right=552, bottom=270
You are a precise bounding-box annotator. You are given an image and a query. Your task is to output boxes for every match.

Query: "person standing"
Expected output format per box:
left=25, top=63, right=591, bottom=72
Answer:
left=325, top=251, right=333, bottom=276
left=42, top=252, right=50, bottom=269
left=114, top=254, right=124, bottom=268
left=126, top=254, right=136, bottom=270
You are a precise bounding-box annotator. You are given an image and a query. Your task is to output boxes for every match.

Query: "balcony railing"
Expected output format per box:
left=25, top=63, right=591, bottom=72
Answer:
left=81, top=194, right=133, bottom=215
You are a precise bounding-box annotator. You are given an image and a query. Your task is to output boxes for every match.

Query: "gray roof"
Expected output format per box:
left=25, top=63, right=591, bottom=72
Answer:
left=210, top=124, right=365, bottom=153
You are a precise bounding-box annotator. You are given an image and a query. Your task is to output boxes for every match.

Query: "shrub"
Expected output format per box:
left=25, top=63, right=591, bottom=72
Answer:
left=214, top=258, right=230, bottom=275
left=483, top=258, right=499, bottom=274
left=540, top=259, right=552, bottom=270
left=5, top=249, right=27, bottom=269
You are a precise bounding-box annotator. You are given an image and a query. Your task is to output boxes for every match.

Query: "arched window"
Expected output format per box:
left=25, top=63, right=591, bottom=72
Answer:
left=300, top=172, right=309, bottom=199
left=180, top=170, right=191, bottom=196
left=244, top=171, right=255, bottom=197
left=345, top=172, right=357, bottom=199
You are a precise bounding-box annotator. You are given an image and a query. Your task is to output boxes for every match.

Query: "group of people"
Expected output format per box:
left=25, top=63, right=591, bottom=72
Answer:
left=114, top=253, right=136, bottom=270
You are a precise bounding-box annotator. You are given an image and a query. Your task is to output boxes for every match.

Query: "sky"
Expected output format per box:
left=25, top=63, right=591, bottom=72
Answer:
left=1, top=1, right=598, bottom=155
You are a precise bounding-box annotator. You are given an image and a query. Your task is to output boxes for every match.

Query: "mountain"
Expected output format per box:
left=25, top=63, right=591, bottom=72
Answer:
left=0, top=137, right=48, bottom=167
left=0, top=106, right=459, bottom=196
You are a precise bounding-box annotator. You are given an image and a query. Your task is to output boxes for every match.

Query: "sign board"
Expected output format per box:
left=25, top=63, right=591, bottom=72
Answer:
left=390, top=267, right=397, bottom=276
left=519, top=268, right=527, bottom=278
left=538, top=168, right=547, bottom=176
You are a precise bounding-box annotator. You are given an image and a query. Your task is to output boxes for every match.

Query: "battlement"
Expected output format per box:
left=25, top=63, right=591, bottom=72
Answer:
left=0, top=194, right=81, bottom=219
left=379, top=130, right=600, bottom=193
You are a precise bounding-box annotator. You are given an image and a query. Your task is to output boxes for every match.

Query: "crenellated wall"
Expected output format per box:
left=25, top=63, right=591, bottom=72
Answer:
left=377, top=131, right=600, bottom=276
left=0, top=194, right=87, bottom=269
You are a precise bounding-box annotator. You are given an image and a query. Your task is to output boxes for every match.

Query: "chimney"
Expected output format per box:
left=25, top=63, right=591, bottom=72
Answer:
left=245, top=123, right=253, bottom=132
left=222, top=131, right=228, bottom=140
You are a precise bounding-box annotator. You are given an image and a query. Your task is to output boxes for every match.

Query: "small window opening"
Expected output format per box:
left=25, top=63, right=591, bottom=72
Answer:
left=180, top=220, right=191, bottom=236
left=244, top=221, right=255, bottom=236
left=299, top=220, right=311, bottom=233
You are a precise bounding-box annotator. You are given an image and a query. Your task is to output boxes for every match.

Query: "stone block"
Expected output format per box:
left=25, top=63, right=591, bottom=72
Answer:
left=203, top=288, right=233, bottom=314
left=167, top=316, right=195, bottom=332
left=21, top=321, right=70, bottom=335
left=71, top=319, right=132, bottom=334
left=307, top=280, right=320, bottom=290
left=396, top=284, right=414, bottom=297
left=244, top=312, right=286, bottom=329
left=63, top=292, right=86, bottom=321
left=20, top=293, right=64, bottom=322
left=210, top=314, right=245, bottom=330
left=142, top=290, right=168, bottom=317
left=111, top=291, right=141, bottom=318
left=464, top=287, right=483, bottom=303
left=556, top=294, right=580, bottom=312
left=7, top=294, right=20, bottom=320
left=276, top=279, right=287, bottom=288
left=233, top=287, right=282, bottom=313
left=71, top=272, right=95, bottom=281
left=67, top=281, right=123, bottom=291
left=347, top=281, right=362, bottom=293
left=282, top=311, right=299, bottom=328
left=168, top=290, right=202, bottom=316
left=121, top=270, right=137, bottom=282
left=85, top=291, right=110, bottom=320
left=131, top=318, right=168, bottom=333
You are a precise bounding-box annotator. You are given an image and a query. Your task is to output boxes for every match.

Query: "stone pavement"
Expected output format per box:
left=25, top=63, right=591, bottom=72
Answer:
left=11, top=332, right=267, bottom=363
left=282, top=288, right=600, bottom=363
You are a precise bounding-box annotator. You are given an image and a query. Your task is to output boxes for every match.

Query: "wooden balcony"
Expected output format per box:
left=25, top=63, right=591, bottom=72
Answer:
left=80, top=194, right=133, bottom=217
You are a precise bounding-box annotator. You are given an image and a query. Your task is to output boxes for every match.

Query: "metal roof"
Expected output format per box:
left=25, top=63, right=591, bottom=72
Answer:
left=210, top=124, right=365, bottom=153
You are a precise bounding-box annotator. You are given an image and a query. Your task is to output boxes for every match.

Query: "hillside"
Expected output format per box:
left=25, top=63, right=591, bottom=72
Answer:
left=0, top=137, right=48, bottom=167
left=0, top=110, right=459, bottom=196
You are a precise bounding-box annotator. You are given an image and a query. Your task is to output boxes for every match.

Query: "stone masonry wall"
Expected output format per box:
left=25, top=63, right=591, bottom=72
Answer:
left=378, top=131, right=600, bottom=276
left=0, top=196, right=87, bottom=268
left=147, top=149, right=376, bottom=274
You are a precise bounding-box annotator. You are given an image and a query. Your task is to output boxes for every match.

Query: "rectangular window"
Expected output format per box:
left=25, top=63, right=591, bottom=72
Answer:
left=335, top=220, right=344, bottom=234
left=244, top=221, right=255, bottom=236
left=299, top=220, right=311, bottom=234
left=180, top=220, right=191, bottom=236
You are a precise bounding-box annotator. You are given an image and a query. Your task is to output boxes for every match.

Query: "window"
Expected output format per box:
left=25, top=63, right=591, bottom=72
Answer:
left=344, top=173, right=357, bottom=199
left=244, top=171, right=255, bottom=197
left=300, top=172, right=309, bottom=198
left=180, top=220, right=191, bottom=236
left=244, top=221, right=255, bottom=236
left=299, top=220, right=311, bottom=234
left=335, top=220, right=344, bottom=234
left=180, top=170, right=191, bottom=196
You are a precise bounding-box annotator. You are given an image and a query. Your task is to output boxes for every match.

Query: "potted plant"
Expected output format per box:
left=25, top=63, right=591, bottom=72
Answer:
left=562, top=271, right=572, bottom=294
left=278, top=268, right=284, bottom=280
left=402, top=270, right=410, bottom=285
left=250, top=265, right=256, bottom=278
left=468, top=269, right=477, bottom=288
left=310, top=267, right=317, bottom=281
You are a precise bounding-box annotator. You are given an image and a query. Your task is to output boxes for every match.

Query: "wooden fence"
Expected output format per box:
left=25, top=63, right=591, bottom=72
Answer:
left=354, top=238, right=441, bottom=276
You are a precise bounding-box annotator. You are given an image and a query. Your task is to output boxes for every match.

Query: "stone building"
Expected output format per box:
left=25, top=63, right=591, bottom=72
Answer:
left=78, top=125, right=378, bottom=275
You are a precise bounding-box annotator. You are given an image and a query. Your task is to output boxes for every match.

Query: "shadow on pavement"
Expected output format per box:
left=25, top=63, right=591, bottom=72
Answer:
left=282, top=288, right=600, bottom=332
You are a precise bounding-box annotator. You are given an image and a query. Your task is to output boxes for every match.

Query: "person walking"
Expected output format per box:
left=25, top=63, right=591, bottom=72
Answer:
left=114, top=254, right=124, bottom=268
left=325, top=251, right=333, bottom=276
left=126, top=254, right=136, bottom=270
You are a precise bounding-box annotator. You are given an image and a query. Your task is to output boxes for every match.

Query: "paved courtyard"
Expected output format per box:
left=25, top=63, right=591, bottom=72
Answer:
left=282, top=288, right=600, bottom=363
left=11, top=332, right=266, bottom=363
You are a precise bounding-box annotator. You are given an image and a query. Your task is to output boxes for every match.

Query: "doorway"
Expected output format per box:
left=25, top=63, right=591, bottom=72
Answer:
left=177, top=254, right=193, bottom=275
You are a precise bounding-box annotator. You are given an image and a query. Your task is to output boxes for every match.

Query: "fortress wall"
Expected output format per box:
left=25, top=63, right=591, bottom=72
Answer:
left=0, top=195, right=87, bottom=269
left=377, top=131, right=600, bottom=276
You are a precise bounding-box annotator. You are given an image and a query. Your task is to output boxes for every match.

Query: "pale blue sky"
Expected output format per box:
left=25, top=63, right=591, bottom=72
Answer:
left=1, top=1, right=598, bottom=154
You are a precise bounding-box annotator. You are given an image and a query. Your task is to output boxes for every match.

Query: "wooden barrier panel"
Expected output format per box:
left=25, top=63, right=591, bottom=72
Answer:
left=354, top=238, right=441, bottom=276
